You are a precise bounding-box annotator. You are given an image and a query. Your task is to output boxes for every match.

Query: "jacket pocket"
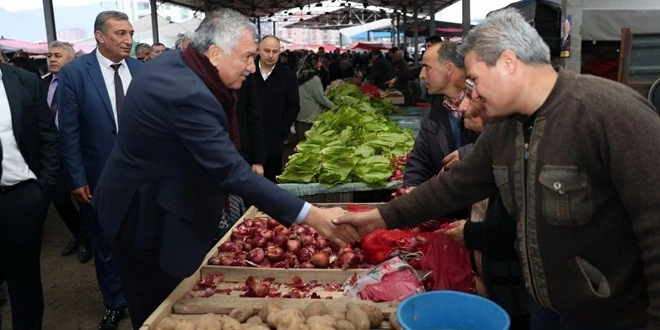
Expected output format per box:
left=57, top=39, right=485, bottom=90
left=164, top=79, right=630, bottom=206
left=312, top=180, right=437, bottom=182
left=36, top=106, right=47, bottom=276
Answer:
left=538, top=166, right=592, bottom=226
left=575, top=256, right=611, bottom=299
left=493, top=166, right=514, bottom=214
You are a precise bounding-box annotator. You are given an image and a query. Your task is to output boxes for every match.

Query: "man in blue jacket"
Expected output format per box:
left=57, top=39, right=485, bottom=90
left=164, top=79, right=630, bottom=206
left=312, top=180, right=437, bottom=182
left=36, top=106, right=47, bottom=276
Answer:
left=58, top=10, right=143, bottom=329
left=93, top=9, right=359, bottom=329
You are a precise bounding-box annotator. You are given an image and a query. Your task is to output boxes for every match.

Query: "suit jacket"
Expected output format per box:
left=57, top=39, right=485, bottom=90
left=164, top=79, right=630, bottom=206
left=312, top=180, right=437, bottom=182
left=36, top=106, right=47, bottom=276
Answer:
left=253, top=58, right=300, bottom=157
left=57, top=50, right=143, bottom=191
left=236, top=74, right=265, bottom=165
left=366, top=55, right=395, bottom=90
left=93, top=51, right=305, bottom=277
left=0, top=64, right=59, bottom=196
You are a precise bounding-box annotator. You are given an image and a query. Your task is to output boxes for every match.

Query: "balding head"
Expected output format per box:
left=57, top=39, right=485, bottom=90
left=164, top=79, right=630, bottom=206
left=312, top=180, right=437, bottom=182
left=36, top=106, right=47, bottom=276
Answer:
left=259, top=35, right=281, bottom=69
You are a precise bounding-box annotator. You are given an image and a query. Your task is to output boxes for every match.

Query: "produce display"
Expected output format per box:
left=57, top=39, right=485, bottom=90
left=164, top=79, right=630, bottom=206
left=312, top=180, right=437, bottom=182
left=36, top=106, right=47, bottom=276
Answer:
left=156, top=300, right=401, bottom=330
left=277, top=81, right=414, bottom=186
left=207, top=218, right=372, bottom=270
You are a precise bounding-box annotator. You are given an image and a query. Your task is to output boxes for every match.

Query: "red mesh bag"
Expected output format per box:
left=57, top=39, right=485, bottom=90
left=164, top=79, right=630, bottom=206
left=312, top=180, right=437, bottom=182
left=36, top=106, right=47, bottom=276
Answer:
left=420, top=229, right=476, bottom=293
left=360, top=229, right=434, bottom=269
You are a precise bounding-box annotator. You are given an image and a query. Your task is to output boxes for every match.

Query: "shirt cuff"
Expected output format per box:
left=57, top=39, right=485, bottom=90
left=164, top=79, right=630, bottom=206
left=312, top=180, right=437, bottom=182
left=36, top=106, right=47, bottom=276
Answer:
left=295, top=202, right=312, bottom=224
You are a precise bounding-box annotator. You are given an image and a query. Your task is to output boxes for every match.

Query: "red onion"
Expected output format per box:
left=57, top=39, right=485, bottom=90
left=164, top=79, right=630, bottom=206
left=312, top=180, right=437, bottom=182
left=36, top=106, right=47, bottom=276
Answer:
left=265, top=246, right=286, bottom=262
left=244, top=219, right=255, bottom=228
left=273, top=234, right=288, bottom=248
left=304, top=226, right=317, bottom=236
left=242, top=242, right=253, bottom=251
left=315, top=237, right=328, bottom=249
left=297, top=247, right=312, bottom=262
left=208, top=257, right=221, bottom=265
left=247, top=248, right=265, bottom=264
left=246, top=278, right=270, bottom=297
left=266, top=218, right=280, bottom=229
left=298, top=262, right=315, bottom=269
left=253, top=236, right=268, bottom=248
left=338, top=246, right=354, bottom=257
left=286, top=254, right=298, bottom=267
left=301, top=234, right=315, bottom=247
left=236, top=251, right=248, bottom=261
left=293, top=225, right=306, bottom=235
left=259, top=229, right=273, bottom=240
left=219, top=252, right=236, bottom=266
left=273, top=225, right=289, bottom=236
left=219, top=241, right=240, bottom=253
left=310, top=251, right=330, bottom=268
left=339, top=251, right=359, bottom=269
left=287, top=240, right=302, bottom=254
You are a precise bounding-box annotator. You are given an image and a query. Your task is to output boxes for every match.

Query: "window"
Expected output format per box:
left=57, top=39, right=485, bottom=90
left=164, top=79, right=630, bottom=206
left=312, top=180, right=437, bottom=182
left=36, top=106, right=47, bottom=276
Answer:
left=137, top=2, right=150, bottom=10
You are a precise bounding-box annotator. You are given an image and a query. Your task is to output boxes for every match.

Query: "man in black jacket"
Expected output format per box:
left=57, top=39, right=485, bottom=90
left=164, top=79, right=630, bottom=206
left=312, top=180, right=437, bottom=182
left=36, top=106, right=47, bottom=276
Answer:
left=364, top=49, right=394, bottom=90
left=0, top=62, right=59, bottom=329
left=254, top=35, right=300, bottom=182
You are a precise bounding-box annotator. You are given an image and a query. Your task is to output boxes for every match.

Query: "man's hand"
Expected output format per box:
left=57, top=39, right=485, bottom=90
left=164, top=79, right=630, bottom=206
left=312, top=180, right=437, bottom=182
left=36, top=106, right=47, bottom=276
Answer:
left=252, top=164, right=264, bottom=176
left=385, top=77, right=397, bottom=88
left=72, top=185, right=92, bottom=204
left=332, top=209, right=387, bottom=238
left=302, top=206, right=361, bottom=247
left=439, top=220, right=467, bottom=246
left=441, top=150, right=461, bottom=171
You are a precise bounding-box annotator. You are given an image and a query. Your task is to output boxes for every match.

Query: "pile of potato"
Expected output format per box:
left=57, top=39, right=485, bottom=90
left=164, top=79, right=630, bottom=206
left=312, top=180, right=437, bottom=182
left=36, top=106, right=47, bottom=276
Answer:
left=156, top=301, right=402, bottom=330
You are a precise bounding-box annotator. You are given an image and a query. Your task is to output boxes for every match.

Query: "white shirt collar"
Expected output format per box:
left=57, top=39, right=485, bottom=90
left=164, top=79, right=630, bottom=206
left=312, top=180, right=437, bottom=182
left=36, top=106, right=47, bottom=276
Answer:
left=96, top=49, right=128, bottom=68
left=259, top=60, right=276, bottom=80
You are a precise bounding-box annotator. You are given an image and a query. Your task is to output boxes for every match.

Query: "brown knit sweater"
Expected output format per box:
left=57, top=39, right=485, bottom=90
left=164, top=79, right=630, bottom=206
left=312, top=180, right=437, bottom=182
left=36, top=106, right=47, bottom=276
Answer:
left=378, top=68, right=660, bottom=327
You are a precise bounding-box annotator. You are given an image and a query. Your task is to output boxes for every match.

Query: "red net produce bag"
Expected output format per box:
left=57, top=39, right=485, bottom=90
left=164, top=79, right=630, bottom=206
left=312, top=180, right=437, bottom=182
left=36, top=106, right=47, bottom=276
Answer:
left=343, top=257, right=425, bottom=302
left=421, top=228, right=476, bottom=293
left=360, top=229, right=433, bottom=268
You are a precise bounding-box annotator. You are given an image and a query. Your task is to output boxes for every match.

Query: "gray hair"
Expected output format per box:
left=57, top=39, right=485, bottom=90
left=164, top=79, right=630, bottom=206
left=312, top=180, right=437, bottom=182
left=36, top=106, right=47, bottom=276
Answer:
left=94, top=11, right=129, bottom=35
left=437, top=41, right=464, bottom=70
left=190, top=9, right=257, bottom=54
left=460, top=8, right=550, bottom=66
left=48, top=41, right=75, bottom=56
left=175, top=33, right=192, bottom=50
left=135, top=43, right=150, bottom=55
left=394, top=50, right=404, bottom=58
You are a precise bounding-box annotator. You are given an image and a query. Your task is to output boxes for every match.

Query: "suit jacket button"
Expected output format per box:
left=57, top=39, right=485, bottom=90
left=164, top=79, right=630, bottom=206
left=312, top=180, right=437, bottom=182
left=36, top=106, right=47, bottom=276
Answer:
left=111, top=130, right=117, bottom=134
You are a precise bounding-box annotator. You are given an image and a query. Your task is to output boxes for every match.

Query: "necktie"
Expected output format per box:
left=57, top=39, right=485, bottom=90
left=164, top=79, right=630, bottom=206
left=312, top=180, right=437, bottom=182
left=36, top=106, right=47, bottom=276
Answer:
left=49, top=77, right=58, bottom=120
left=110, top=63, right=124, bottom=120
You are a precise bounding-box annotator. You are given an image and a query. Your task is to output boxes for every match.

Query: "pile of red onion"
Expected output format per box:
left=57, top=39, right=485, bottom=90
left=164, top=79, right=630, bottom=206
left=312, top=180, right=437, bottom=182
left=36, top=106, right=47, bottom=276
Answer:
left=207, top=218, right=370, bottom=270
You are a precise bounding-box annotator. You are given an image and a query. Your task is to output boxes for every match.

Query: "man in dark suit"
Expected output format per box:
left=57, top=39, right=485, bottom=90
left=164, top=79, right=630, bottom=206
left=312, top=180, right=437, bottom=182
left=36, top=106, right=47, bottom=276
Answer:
left=254, top=35, right=300, bottom=182
left=58, top=10, right=143, bottom=330
left=365, top=49, right=395, bottom=90
left=42, top=40, right=92, bottom=263
left=93, top=9, right=359, bottom=329
left=0, top=63, right=59, bottom=329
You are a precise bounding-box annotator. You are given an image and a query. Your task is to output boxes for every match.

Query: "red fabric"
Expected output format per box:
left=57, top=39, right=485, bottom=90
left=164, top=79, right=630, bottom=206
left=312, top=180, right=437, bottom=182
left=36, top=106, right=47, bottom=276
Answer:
left=183, top=46, right=241, bottom=150
left=347, top=204, right=374, bottom=212
left=421, top=230, right=476, bottom=293
left=361, top=229, right=434, bottom=267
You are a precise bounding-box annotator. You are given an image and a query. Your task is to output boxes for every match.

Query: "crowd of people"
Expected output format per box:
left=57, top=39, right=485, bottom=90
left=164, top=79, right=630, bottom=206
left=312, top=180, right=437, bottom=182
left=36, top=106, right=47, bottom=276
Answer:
left=1, top=6, right=658, bottom=330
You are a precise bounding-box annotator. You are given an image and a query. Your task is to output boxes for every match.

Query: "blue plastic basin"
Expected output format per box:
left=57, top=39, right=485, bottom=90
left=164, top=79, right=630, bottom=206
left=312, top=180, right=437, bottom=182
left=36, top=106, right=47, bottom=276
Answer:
left=396, top=291, right=510, bottom=330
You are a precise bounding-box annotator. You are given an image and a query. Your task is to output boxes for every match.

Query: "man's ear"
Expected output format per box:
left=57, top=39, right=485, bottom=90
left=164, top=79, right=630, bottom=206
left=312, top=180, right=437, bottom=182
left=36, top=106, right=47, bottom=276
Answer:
left=445, top=62, right=455, bottom=77
left=499, top=50, right=518, bottom=74
left=95, top=31, right=105, bottom=44
left=206, top=44, right=222, bottom=67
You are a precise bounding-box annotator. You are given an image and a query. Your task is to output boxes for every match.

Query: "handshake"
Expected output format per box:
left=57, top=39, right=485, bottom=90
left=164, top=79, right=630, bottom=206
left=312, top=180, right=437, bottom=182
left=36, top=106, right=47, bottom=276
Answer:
left=300, top=206, right=387, bottom=247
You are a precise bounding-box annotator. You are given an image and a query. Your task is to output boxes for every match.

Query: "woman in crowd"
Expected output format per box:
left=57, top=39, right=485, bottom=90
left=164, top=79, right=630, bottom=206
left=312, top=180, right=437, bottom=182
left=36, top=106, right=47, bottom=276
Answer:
left=295, top=53, right=334, bottom=141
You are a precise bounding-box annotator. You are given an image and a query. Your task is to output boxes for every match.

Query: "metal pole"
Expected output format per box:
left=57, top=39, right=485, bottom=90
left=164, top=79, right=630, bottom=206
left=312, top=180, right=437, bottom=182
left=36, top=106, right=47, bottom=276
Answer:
left=462, top=0, right=470, bottom=37
left=257, top=17, right=262, bottom=39
left=429, top=0, right=436, bottom=36
left=396, top=12, right=401, bottom=46
left=42, top=0, right=57, bottom=42
left=413, top=0, right=419, bottom=66
left=401, top=6, right=407, bottom=48
left=150, top=0, right=159, bottom=43
left=273, top=21, right=276, bottom=36
left=559, top=0, right=583, bottom=73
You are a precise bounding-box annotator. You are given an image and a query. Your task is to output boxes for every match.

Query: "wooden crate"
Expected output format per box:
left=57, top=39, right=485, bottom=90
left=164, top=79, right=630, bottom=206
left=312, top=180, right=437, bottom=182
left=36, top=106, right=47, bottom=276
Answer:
left=140, top=204, right=392, bottom=330
left=300, top=191, right=353, bottom=203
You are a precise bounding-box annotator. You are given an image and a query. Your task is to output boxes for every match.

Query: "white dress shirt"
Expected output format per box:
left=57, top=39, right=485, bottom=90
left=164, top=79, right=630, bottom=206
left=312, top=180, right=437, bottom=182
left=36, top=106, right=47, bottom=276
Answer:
left=0, top=69, right=37, bottom=186
left=259, top=61, right=275, bottom=81
left=95, top=49, right=132, bottom=131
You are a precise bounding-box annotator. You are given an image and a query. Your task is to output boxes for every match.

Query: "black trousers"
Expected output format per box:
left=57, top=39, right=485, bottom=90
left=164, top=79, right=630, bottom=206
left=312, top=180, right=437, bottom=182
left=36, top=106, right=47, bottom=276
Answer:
left=52, top=166, right=86, bottom=241
left=264, top=154, right=283, bottom=183
left=0, top=180, right=49, bottom=330
left=111, top=196, right=183, bottom=329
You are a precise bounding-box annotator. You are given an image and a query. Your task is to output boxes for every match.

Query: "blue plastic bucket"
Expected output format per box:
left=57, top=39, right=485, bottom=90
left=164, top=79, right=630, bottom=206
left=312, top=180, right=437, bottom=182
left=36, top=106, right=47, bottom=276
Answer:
left=396, top=291, right=510, bottom=330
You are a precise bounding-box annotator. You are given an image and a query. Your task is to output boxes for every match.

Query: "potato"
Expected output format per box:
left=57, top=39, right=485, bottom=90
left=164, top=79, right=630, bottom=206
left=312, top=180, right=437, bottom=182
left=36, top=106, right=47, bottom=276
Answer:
left=222, top=316, right=243, bottom=330
left=389, top=312, right=402, bottom=330
left=336, top=320, right=357, bottom=330
left=197, top=313, right=222, bottom=330
left=360, top=305, right=384, bottom=328
left=244, top=326, right=270, bottom=330
left=346, top=302, right=370, bottom=330
left=330, top=309, right=346, bottom=321
left=308, top=324, right=334, bottom=330
left=306, top=315, right=337, bottom=327
left=156, top=316, right=180, bottom=330
left=260, top=302, right=282, bottom=323
left=303, top=301, right=329, bottom=319
left=174, top=321, right=195, bottom=330
left=246, top=315, right=264, bottom=325
left=276, top=308, right=306, bottom=328
left=230, top=307, right=255, bottom=323
left=267, top=310, right=281, bottom=328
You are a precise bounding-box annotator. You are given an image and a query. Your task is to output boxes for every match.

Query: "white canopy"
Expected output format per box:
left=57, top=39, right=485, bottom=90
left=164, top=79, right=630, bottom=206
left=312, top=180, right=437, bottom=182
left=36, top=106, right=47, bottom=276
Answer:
left=339, top=19, right=392, bottom=38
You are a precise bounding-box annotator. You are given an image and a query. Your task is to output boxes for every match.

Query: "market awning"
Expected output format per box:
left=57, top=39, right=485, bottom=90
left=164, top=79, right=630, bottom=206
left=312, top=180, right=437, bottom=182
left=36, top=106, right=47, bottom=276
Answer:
left=351, top=41, right=391, bottom=50
left=339, top=18, right=392, bottom=38
left=285, top=7, right=390, bottom=30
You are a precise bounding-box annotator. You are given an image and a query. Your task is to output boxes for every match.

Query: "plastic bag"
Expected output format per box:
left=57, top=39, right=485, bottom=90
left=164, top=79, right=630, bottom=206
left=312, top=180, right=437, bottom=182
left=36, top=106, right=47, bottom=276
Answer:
left=360, top=229, right=433, bottom=268
left=343, top=256, right=425, bottom=302
left=421, top=230, right=476, bottom=293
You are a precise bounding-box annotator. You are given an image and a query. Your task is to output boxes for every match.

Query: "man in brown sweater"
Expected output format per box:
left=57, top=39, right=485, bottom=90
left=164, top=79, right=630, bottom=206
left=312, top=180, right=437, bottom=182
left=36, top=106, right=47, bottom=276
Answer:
left=335, top=8, right=660, bottom=328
